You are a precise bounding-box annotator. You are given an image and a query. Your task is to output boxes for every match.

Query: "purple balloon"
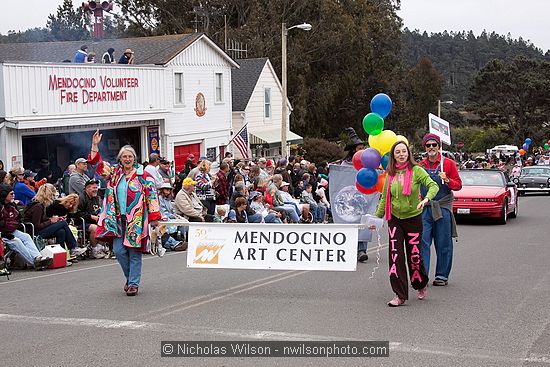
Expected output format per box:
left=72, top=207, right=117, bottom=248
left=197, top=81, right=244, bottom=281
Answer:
left=360, top=148, right=382, bottom=169
left=522, top=143, right=528, bottom=150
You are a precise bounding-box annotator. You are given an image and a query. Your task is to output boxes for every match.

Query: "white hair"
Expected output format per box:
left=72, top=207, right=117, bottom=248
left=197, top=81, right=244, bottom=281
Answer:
left=116, top=145, right=137, bottom=163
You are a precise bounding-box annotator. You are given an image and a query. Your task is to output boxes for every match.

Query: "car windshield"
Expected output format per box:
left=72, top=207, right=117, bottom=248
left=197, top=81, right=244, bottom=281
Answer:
left=521, top=167, right=550, bottom=176
left=459, top=171, right=505, bottom=187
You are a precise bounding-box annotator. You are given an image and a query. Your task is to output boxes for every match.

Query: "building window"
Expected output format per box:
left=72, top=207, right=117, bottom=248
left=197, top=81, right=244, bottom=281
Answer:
left=264, top=88, right=271, bottom=118
left=215, top=73, right=223, bottom=103
left=174, top=72, right=184, bottom=105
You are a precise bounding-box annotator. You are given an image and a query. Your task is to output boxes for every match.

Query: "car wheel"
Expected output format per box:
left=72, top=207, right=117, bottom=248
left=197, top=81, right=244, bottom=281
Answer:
left=509, top=198, right=518, bottom=218
left=498, top=199, right=508, bottom=224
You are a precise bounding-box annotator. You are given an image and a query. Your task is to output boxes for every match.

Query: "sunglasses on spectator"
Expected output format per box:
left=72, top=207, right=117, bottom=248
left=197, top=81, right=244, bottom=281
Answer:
left=425, top=143, right=439, bottom=148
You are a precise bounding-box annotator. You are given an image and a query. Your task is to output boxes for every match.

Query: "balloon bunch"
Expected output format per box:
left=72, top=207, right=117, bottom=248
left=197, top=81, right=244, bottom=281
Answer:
left=544, top=139, right=550, bottom=151
left=354, top=93, right=408, bottom=194
left=519, top=137, right=532, bottom=156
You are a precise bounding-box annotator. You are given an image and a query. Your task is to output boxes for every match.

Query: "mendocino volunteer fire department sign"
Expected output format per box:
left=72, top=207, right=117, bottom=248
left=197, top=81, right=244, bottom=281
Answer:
left=185, top=223, right=359, bottom=271
left=48, top=74, right=140, bottom=104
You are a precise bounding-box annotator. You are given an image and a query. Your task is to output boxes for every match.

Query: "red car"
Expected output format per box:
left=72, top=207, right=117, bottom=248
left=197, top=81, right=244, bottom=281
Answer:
left=452, top=169, right=518, bottom=224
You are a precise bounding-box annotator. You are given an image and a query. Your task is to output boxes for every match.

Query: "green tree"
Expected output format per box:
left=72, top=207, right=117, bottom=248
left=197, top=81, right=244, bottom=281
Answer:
left=468, top=56, right=550, bottom=144
left=47, top=0, right=91, bottom=41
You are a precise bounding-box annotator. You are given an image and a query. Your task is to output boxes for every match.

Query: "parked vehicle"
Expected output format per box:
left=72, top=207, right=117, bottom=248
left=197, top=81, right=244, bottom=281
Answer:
left=453, top=169, right=518, bottom=224
left=513, top=166, right=550, bottom=195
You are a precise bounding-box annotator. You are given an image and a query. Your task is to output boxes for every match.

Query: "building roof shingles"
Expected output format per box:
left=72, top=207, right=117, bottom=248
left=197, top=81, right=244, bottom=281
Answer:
left=0, top=33, right=202, bottom=65
left=231, top=58, right=268, bottom=112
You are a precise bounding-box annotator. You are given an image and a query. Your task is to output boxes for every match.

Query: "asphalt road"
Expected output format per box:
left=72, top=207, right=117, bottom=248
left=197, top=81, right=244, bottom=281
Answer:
left=1, top=194, right=549, bottom=367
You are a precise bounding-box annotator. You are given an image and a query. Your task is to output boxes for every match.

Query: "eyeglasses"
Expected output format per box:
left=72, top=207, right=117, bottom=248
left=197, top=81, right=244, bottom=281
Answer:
left=425, top=143, right=439, bottom=148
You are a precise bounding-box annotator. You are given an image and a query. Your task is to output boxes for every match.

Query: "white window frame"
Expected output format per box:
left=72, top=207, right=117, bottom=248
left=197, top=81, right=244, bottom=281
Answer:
left=174, top=72, right=184, bottom=106
left=264, top=87, right=271, bottom=119
left=215, top=72, right=224, bottom=103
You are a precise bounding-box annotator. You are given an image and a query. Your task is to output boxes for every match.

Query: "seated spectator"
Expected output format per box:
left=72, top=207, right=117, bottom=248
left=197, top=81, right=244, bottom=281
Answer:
left=9, top=167, right=36, bottom=205
left=23, top=170, right=47, bottom=192
left=229, top=196, right=248, bottom=223
left=76, top=179, right=107, bottom=259
left=69, top=158, right=90, bottom=196
left=174, top=178, right=212, bottom=222
left=118, top=48, right=135, bottom=64
left=24, top=184, right=86, bottom=258
left=301, top=183, right=326, bottom=223
left=0, top=184, right=53, bottom=269
left=73, top=45, right=88, bottom=63
left=46, top=193, right=79, bottom=218
left=247, top=191, right=282, bottom=223
left=102, top=48, right=116, bottom=64
left=86, top=52, right=96, bottom=63
left=158, top=182, right=186, bottom=251
left=270, top=175, right=300, bottom=223
left=214, top=206, right=227, bottom=223
left=279, top=181, right=310, bottom=222
left=61, top=164, right=76, bottom=196
left=229, top=181, right=246, bottom=208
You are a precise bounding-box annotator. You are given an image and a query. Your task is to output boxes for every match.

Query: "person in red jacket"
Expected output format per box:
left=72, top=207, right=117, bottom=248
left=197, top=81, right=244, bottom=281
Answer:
left=419, top=134, right=462, bottom=286
left=0, top=184, right=52, bottom=269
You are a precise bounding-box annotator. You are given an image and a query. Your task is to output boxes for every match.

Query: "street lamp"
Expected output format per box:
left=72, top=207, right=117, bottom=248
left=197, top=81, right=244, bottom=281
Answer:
left=281, top=22, right=312, bottom=157
left=438, top=100, right=453, bottom=117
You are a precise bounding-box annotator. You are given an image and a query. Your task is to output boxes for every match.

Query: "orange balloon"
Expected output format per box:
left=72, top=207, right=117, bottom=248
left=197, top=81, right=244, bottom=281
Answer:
left=375, top=172, right=387, bottom=193
left=519, top=149, right=526, bottom=156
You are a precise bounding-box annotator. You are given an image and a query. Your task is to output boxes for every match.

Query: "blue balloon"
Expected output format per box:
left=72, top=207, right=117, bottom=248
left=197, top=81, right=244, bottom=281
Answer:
left=370, top=93, right=392, bottom=119
left=356, top=168, right=378, bottom=188
left=381, top=153, right=390, bottom=170
left=525, top=138, right=532, bottom=145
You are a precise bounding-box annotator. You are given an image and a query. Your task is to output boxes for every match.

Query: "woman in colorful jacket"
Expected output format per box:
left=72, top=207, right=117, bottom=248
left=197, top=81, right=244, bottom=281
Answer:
left=372, top=141, right=439, bottom=307
left=89, top=130, right=161, bottom=296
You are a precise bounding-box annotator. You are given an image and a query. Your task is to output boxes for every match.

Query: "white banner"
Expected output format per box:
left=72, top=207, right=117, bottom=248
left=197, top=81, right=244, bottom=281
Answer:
left=185, top=223, right=358, bottom=271
left=428, top=113, right=452, bottom=146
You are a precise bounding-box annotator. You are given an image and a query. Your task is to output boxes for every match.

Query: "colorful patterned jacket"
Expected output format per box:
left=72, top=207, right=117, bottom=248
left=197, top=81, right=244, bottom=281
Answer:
left=88, top=153, right=161, bottom=252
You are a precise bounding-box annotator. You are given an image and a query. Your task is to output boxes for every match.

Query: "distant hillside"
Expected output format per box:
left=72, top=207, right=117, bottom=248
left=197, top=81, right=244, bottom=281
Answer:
left=401, top=29, right=549, bottom=105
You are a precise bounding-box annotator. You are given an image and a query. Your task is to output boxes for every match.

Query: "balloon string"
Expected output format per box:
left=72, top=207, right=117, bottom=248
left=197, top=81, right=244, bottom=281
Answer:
left=369, top=228, right=382, bottom=280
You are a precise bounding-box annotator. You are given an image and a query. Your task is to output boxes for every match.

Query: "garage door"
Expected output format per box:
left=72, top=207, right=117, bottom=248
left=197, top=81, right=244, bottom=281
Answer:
left=174, top=143, right=200, bottom=173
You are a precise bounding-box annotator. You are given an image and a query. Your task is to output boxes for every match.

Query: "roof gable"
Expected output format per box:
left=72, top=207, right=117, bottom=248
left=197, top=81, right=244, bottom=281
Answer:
left=231, top=58, right=268, bottom=111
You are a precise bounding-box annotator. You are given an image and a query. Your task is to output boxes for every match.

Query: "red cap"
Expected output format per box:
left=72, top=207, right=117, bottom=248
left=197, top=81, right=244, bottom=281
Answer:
left=188, top=154, right=195, bottom=159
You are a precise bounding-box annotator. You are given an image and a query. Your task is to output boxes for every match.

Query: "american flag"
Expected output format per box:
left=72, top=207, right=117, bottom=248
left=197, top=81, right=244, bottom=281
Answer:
left=232, top=125, right=249, bottom=159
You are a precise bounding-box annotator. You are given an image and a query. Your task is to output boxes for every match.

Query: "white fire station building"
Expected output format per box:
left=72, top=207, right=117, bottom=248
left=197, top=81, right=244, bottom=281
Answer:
left=0, top=33, right=239, bottom=174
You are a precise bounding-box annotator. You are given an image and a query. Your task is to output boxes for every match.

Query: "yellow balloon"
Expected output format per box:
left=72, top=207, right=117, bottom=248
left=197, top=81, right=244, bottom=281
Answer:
left=368, top=130, right=397, bottom=155
left=396, top=135, right=409, bottom=146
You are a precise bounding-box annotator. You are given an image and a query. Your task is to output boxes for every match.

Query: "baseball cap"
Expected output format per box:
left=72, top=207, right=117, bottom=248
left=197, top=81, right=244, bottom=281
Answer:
left=75, top=158, right=88, bottom=165
left=281, top=181, right=290, bottom=187
left=160, top=182, right=173, bottom=190
left=183, top=177, right=197, bottom=186
left=160, top=159, right=170, bottom=165
left=258, top=157, right=267, bottom=163
left=188, top=153, right=195, bottom=160
left=23, top=169, right=37, bottom=178
left=85, top=178, right=99, bottom=187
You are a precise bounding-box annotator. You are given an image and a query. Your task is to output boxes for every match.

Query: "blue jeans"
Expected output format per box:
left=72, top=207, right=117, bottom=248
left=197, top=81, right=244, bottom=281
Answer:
left=113, top=219, right=143, bottom=287
left=358, top=241, right=368, bottom=254
left=37, top=221, right=78, bottom=250
left=276, top=205, right=300, bottom=223
left=421, top=206, right=453, bottom=281
left=4, top=230, right=41, bottom=266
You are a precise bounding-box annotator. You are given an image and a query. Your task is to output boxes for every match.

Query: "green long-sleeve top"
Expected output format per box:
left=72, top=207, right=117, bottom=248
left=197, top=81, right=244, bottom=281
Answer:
left=374, top=165, right=439, bottom=219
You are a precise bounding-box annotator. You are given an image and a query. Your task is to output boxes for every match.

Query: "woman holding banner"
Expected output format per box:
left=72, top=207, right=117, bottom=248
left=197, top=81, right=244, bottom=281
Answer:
left=372, top=141, right=438, bottom=307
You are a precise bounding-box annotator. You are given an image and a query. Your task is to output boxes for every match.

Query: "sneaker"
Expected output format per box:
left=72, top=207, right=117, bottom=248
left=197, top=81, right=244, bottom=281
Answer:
left=357, top=251, right=368, bottom=263
left=432, top=279, right=448, bottom=286
left=417, top=287, right=427, bottom=300
left=70, top=247, right=87, bottom=257
left=92, top=250, right=106, bottom=259
left=0, top=268, right=11, bottom=277
left=173, top=242, right=188, bottom=252
left=387, top=296, right=405, bottom=307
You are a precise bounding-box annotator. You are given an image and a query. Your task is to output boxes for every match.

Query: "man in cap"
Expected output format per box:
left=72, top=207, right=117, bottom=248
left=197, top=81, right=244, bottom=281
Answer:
left=76, top=179, right=106, bottom=258
left=158, top=158, right=173, bottom=185
left=35, top=158, right=53, bottom=183
left=174, top=177, right=210, bottom=222
left=23, top=170, right=46, bottom=192
left=118, top=48, right=135, bottom=64
left=69, top=158, right=91, bottom=196
left=182, top=153, right=197, bottom=177
left=419, top=133, right=462, bottom=286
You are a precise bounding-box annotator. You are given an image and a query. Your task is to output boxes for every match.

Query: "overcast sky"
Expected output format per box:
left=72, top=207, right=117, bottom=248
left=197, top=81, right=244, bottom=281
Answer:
left=0, top=0, right=549, bottom=52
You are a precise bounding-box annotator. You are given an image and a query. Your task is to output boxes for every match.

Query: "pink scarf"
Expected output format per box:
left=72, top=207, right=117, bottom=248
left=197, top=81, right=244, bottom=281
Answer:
left=384, top=162, right=413, bottom=220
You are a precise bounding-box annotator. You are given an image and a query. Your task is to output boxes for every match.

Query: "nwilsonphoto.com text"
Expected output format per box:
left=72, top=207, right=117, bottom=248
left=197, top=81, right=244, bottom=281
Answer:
left=161, top=341, right=389, bottom=358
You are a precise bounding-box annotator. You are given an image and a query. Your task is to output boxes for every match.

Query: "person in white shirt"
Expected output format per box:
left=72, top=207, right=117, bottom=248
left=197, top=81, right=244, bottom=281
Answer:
left=144, top=153, right=165, bottom=189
